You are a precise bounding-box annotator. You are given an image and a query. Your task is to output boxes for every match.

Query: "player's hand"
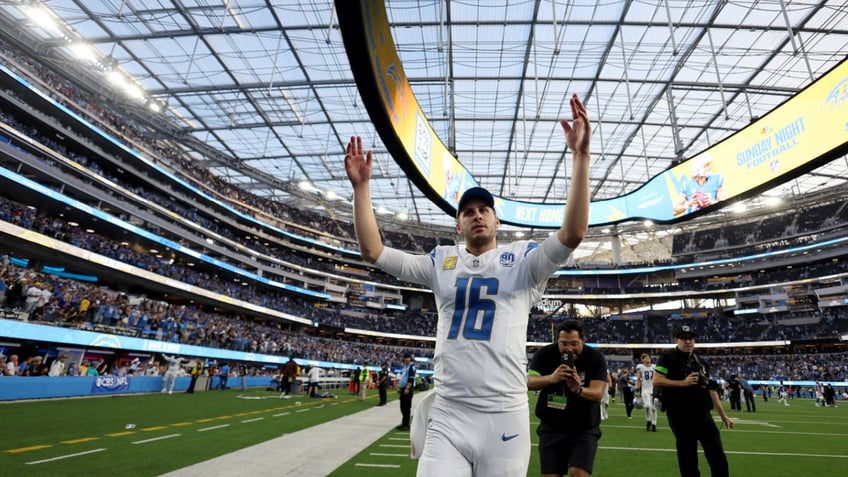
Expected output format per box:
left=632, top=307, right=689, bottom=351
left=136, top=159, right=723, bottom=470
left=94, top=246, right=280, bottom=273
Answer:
left=560, top=94, right=590, bottom=156
left=722, top=415, right=735, bottom=429
left=344, top=136, right=373, bottom=186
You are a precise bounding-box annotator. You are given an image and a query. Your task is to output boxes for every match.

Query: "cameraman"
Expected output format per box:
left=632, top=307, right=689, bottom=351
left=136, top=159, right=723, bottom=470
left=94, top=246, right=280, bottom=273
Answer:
left=527, top=320, right=608, bottom=477
left=654, top=325, right=734, bottom=477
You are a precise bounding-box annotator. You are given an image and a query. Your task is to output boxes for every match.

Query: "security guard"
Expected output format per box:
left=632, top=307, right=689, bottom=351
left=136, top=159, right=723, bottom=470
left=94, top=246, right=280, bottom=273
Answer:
left=653, top=325, right=734, bottom=477
left=359, top=361, right=370, bottom=401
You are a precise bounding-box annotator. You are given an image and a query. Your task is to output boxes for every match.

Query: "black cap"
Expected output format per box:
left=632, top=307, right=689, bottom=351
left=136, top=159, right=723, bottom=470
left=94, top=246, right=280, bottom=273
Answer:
left=456, top=187, right=495, bottom=216
left=674, top=325, right=698, bottom=339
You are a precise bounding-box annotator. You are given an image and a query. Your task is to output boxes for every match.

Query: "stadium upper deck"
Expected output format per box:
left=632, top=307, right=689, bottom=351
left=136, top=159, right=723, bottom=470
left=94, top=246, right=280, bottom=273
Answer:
left=0, top=22, right=846, bottom=368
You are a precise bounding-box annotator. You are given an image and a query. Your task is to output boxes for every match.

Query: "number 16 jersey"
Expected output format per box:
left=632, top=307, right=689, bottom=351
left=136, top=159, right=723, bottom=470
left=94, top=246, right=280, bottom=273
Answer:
left=376, top=235, right=574, bottom=412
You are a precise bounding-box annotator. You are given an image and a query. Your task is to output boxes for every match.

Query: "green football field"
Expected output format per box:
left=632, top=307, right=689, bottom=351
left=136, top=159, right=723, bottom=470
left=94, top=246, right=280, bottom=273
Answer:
left=1, top=389, right=845, bottom=476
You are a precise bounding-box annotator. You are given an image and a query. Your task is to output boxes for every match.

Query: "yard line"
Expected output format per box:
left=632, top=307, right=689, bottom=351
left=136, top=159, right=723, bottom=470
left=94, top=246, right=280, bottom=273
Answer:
left=761, top=419, right=848, bottom=427
left=600, top=446, right=848, bottom=458
left=26, top=448, right=106, bottom=465
left=197, top=424, right=231, bottom=432
left=379, top=444, right=409, bottom=448
left=273, top=412, right=290, bottom=417
left=4, top=444, right=52, bottom=454
left=370, top=452, right=408, bottom=457
left=241, top=417, right=265, bottom=423
left=725, top=450, right=848, bottom=459
left=388, top=437, right=408, bottom=441
left=132, top=434, right=181, bottom=444
left=60, top=437, right=100, bottom=444
left=729, top=429, right=848, bottom=437
left=295, top=409, right=310, bottom=413
left=355, top=463, right=401, bottom=468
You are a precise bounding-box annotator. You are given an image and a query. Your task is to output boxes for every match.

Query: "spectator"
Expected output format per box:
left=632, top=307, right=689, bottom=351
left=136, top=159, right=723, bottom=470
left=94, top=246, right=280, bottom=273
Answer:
left=160, top=354, right=186, bottom=394
left=48, top=354, right=67, bottom=376
left=5, top=354, right=20, bottom=376
left=307, top=365, right=321, bottom=398
left=280, top=357, right=298, bottom=398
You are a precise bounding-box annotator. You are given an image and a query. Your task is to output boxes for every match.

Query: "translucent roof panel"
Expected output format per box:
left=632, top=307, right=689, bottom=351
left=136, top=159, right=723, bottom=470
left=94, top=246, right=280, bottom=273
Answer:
left=0, top=0, right=847, bottom=264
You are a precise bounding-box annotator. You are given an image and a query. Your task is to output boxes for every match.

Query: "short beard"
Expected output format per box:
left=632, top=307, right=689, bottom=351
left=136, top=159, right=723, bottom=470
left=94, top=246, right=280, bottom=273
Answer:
left=465, top=229, right=495, bottom=249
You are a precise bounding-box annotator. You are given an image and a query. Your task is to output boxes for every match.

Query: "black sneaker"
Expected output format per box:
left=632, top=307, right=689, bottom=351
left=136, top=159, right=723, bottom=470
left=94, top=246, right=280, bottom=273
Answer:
left=646, top=422, right=651, bottom=431
left=651, top=424, right=657, bottom=432
left=395, top=425, right=410, bottom=431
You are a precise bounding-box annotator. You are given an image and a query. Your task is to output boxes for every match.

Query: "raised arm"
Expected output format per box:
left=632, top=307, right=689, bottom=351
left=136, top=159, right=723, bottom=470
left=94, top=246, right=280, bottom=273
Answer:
left=344, top=136, right=384, bottom=263
left=558, top=94, right=591, bottom=249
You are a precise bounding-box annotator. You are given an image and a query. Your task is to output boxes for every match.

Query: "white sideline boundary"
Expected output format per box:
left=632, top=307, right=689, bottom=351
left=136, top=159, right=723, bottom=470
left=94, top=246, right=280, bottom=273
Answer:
left=161, top=391, right=433, bottom=477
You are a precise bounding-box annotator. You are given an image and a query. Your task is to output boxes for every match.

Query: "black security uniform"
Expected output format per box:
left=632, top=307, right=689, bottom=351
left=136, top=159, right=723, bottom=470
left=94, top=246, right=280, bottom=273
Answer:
left=727, top=375, right=742, bottom=411
left=377, top=365, right=389, bottom=406
left=529, top=343, right=607, bottom=475
left=619, top=371, right=635, bottom=418
left=656, top=348, right=729, bottom=477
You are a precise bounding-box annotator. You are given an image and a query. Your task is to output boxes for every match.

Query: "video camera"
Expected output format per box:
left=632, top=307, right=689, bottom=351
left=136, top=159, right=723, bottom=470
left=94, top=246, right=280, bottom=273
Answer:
left=686, top=354, right=710, bottom=389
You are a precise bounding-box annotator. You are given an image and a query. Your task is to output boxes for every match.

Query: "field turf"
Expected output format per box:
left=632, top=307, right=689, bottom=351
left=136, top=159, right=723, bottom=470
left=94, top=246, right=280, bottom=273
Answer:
left=1, top=389, right=845, bottom=476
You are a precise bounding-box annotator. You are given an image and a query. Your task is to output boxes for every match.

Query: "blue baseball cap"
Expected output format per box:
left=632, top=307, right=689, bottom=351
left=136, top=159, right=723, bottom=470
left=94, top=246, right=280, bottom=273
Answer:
left=456, top=187, right=495, bottom=216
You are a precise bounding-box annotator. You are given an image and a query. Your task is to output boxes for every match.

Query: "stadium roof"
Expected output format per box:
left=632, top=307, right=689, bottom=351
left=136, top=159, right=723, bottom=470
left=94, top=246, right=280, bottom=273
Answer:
left=1, top=1, right=847, bottom=263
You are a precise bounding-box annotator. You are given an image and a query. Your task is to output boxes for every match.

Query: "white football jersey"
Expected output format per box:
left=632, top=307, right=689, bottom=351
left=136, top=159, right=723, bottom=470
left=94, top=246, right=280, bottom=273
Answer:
left=377, top=235, right=573, bottom=412
left=636, top=363, right=656, bottom=395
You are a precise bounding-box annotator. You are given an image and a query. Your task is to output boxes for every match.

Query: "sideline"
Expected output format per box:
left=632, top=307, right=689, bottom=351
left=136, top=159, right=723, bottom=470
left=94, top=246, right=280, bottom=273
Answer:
left=161, top=390, right=433, bottom=477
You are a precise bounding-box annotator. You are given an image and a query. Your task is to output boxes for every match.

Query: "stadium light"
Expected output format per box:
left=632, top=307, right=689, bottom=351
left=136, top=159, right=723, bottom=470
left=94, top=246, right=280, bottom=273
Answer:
left=23, top=5, right=61, bottom=35
left=68, top=42, right=97, bottom=62
left=298, top=181, right=319, bottom=193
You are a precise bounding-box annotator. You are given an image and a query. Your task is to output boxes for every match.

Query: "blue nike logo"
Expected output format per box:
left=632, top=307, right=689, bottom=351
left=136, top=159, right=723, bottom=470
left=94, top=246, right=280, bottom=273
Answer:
left=501, top=433, right=519, bottom=442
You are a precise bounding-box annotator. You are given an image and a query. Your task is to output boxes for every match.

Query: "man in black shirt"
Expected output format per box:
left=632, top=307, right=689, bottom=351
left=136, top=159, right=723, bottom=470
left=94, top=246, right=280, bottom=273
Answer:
left=618, top=368, right=635, bottom=419
left=377, top=362, right=389, bottom=406
left=727, top=374, right=742, bottom=411
left=528, top=320, right=608, bottom=477
left=654, top=325, right=734, bottom=477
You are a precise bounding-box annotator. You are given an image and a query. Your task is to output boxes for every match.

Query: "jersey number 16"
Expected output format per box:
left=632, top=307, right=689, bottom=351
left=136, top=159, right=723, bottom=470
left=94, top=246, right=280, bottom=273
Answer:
left=448, top=277, right=498, bottom=341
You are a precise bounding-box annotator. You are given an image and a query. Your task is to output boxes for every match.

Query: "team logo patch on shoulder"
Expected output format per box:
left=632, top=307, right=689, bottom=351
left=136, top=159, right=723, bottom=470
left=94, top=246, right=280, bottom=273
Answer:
left=443, top=256, right=458, bottom=270
left=499, top=252, right=516, bottom=267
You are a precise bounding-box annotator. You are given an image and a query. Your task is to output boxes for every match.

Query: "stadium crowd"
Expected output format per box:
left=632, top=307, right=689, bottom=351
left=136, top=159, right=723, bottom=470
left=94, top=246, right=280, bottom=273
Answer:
left=0, top=37, right=847, bottom=388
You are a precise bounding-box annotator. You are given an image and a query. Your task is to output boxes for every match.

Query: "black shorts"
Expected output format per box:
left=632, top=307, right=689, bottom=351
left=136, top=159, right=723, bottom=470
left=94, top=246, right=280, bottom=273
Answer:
left=537, top=422, right=602, bottom=474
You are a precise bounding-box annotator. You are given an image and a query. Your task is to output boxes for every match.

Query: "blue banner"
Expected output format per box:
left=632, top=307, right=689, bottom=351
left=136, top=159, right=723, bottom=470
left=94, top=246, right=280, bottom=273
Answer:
left=91, top=375, right=131, bottom=394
